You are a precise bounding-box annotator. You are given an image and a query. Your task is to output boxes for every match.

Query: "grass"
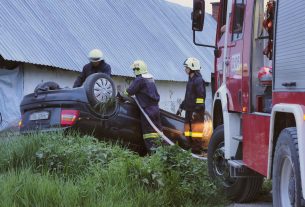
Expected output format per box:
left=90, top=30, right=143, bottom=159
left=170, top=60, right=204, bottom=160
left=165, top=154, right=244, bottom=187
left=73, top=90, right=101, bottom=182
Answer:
left=0, top=132, right=228, bottom=207
left=257, top=179, right=272, bottom=202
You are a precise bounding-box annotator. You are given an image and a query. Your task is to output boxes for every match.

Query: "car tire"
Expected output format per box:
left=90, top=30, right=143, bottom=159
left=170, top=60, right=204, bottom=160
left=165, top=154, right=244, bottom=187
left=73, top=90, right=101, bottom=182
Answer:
left=34, top=81, right=60, bottom=93
left=84, top=73, right=117, bottom=115
left=208, top=125, right=263, bottom=203
left=272, top=127, right=302, bottom=207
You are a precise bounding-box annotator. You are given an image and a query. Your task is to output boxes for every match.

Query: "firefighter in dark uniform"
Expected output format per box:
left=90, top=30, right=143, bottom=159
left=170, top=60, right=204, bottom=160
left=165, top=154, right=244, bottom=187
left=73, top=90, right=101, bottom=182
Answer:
left=124, top=60, right=162, bottom=153
left=176, top=57, right=206, bottom=154
left=73, top=49, right=111, bottom=88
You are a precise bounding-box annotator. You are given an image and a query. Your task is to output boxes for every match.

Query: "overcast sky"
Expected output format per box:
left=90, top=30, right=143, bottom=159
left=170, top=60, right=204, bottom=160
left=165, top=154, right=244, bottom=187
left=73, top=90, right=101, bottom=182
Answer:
left=166, top=0, right=214, bottom=13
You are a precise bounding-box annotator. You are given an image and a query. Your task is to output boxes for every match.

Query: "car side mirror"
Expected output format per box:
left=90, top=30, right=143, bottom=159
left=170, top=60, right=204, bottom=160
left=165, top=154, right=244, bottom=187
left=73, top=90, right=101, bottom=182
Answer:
left=192, top=0, right=205, bottom=31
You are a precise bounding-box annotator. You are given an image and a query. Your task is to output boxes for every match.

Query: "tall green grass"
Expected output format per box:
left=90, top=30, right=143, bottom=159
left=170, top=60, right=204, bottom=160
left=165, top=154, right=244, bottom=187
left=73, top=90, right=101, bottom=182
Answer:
left=0, top=132, right=228, bottom=207
left=0, top=133, right=45, bottom=171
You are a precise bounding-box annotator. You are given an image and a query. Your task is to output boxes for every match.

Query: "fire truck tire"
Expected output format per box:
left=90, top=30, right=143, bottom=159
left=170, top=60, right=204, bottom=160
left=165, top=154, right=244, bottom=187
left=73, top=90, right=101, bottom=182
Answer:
left=208, top=125, right=263, bottom=203
left=272, top=127, right=302, bottom=207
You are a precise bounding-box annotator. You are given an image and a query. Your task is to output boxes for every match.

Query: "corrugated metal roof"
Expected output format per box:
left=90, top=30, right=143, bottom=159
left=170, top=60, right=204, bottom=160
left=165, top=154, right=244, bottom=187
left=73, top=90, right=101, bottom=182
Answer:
left=0, top=0, right=216, bottom=82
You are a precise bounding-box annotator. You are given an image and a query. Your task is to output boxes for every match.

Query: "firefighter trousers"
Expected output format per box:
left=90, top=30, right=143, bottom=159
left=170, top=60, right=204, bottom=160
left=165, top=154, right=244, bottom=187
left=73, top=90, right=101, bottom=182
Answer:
left=140, top=105, right=163, bottom=153
left=184, top=110, right=205, bottom=154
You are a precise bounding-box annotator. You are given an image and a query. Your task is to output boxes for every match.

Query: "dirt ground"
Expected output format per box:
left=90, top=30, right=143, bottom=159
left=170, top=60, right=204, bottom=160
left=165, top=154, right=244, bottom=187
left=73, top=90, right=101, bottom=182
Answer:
left=228, top=191, right=273, bottom=207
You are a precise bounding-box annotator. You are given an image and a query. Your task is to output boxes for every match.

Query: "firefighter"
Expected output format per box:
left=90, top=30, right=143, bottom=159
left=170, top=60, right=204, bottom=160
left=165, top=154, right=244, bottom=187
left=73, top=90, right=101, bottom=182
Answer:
left=176, top=57, right=206, bottom=154
left=124, top=60, right=162, bottom=153
left=73, top=49, right=112, bottom=88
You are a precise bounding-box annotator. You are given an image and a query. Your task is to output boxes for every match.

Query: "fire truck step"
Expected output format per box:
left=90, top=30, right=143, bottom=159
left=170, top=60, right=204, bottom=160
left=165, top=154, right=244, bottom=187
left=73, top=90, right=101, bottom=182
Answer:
left=232, top=135, right=243, bottom=142
left=228, top=160, right=261, bottom=177
left=228, top=159, right=244, bottom=168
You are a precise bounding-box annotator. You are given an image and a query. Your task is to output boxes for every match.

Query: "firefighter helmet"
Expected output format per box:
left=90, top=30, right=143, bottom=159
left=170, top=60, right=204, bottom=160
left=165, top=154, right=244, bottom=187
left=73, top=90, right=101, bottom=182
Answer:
left=131, top=60, right=148, bottom=76
left=88, top=49, right=104, bottom=62
left=183, top=57, right=201, bottom=71
left=258, top=66, right=272, bottom=86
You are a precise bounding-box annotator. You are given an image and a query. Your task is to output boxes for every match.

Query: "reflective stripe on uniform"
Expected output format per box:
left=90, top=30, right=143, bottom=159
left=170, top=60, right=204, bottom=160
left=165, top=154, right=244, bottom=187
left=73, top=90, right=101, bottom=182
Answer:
left=124, top=90, right=129, bottom=96
left=184, top=131, right=192, bottom=137
left=191, top=132, right=203, bottom=138
left=184, top=131, right=203, bottom=138
left=196, top=98, right=204, bottom=104
left=143, top=133, right=159, bottom=139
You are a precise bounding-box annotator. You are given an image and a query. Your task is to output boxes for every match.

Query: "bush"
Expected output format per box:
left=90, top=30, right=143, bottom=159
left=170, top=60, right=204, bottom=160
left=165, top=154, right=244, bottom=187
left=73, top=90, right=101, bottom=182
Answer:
left=35, top=133, right=134, bottom=178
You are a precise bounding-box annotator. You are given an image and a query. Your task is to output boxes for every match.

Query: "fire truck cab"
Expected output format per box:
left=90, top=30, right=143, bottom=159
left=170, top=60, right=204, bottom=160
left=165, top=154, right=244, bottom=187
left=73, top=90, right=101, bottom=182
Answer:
left=192, top=0, right=305, bottom=205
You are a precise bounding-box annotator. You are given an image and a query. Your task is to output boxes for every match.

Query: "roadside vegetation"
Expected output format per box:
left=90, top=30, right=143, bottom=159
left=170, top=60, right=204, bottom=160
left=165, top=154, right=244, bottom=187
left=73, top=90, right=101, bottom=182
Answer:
left=0, top=132, right=228, bottom=207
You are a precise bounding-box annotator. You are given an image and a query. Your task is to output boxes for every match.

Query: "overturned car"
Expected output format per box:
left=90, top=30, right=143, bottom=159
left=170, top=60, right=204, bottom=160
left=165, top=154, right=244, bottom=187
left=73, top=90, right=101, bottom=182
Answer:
left=20, top=73, right=212, bottom=154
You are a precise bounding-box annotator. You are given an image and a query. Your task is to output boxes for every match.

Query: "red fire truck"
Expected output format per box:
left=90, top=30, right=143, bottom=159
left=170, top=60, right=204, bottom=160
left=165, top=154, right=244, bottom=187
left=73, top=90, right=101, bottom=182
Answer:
left=192, top=0, right=305, bottom=205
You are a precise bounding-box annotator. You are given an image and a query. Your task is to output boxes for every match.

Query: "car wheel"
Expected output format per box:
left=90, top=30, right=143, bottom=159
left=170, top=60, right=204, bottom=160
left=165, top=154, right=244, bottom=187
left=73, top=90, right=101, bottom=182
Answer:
left=34, top=81, right=60, bottom=93
left=208, top=125, right=263, bottom=203
left=272, top=127, right=302, bottom=207
left=84, top=73, right=117, bottom=115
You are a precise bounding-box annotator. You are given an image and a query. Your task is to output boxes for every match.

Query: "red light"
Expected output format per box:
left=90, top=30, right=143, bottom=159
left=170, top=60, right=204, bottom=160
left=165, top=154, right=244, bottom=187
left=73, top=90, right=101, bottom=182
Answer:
left=61, top=110, right=80, bottom=127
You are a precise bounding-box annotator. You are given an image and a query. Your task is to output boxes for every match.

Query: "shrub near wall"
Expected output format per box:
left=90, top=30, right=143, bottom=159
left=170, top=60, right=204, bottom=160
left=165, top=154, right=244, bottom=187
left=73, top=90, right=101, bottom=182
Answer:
left=0, top=132, right=228, bottom=207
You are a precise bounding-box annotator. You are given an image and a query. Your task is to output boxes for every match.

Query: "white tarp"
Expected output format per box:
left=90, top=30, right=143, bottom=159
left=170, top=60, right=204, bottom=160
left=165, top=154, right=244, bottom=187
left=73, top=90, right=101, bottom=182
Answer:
left=0, top=67, right=23, bottom=132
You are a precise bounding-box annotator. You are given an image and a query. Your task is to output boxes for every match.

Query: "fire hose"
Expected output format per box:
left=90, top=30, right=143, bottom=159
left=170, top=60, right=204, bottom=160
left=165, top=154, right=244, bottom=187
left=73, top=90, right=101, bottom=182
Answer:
left=133, top=96, right=207, bottom=161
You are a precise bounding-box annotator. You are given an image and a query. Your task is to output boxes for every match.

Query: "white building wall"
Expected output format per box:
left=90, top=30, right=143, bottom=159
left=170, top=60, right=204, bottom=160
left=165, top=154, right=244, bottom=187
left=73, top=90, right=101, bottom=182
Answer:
left=23, top=64, right=79, bottom=95
left=23, top=64, right=212, bottom=114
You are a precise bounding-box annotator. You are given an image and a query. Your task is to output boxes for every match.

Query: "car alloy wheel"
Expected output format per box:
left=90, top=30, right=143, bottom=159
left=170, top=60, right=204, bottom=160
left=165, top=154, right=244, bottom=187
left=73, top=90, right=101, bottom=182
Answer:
left=93, top=77, right=113, bottom=103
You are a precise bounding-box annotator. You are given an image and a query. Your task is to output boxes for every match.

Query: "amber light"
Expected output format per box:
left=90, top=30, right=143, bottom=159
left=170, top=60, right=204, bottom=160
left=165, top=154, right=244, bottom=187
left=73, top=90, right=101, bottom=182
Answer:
left=18, top=115, right=24, bottom=128
left=18, top=120, right=22, bottom=128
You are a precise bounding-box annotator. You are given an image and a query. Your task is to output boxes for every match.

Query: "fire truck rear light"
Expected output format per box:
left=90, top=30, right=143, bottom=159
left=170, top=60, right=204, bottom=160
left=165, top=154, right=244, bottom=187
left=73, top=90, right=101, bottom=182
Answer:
left=304, top=115, right=305, bottom=121
left=61, top=110, right=80, bottom=127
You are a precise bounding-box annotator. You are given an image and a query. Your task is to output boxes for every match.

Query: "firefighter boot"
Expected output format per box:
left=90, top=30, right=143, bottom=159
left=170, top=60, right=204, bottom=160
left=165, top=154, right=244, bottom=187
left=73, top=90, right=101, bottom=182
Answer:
left=191, top=138, right=204, bottom=155
left=144, top=138, right=160, bottom=154
left=185, top=136, right=193, bottom=151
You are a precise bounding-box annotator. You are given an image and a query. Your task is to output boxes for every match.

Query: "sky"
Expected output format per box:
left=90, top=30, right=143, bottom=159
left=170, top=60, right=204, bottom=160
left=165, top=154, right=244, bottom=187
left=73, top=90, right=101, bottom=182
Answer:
left=166, top=0, right=214, bottom=14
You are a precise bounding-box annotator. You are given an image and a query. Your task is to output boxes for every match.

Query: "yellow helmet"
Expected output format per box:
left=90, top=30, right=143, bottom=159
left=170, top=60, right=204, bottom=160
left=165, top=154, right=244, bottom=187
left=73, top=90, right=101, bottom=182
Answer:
left=88, top=49, right=104, bottom=62
left=131, top=60, right=148, bottom=76
left=183, top=57, right=201, bottom=71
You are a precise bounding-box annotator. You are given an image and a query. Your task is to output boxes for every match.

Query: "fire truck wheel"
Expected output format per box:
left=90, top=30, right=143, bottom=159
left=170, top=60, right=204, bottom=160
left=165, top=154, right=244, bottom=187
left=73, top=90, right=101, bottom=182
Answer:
left=272, top=127, right=302, bottom=207
left=84, top=73, right=117, bottom=116
left=207, top=125, right=263, bottom=202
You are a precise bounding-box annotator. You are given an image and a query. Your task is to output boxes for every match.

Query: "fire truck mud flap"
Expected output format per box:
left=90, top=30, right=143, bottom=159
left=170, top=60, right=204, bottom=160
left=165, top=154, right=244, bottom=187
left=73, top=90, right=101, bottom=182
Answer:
left=207, top=125, right=264, bottom=203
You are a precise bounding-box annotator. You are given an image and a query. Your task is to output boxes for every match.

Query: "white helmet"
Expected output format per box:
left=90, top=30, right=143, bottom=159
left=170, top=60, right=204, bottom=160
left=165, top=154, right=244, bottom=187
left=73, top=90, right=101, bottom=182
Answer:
left=131, top=60, right=148, bottom=76
left=183, top=57, right=201, bottom=71
left=88, top=49, right=104, bottom=62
